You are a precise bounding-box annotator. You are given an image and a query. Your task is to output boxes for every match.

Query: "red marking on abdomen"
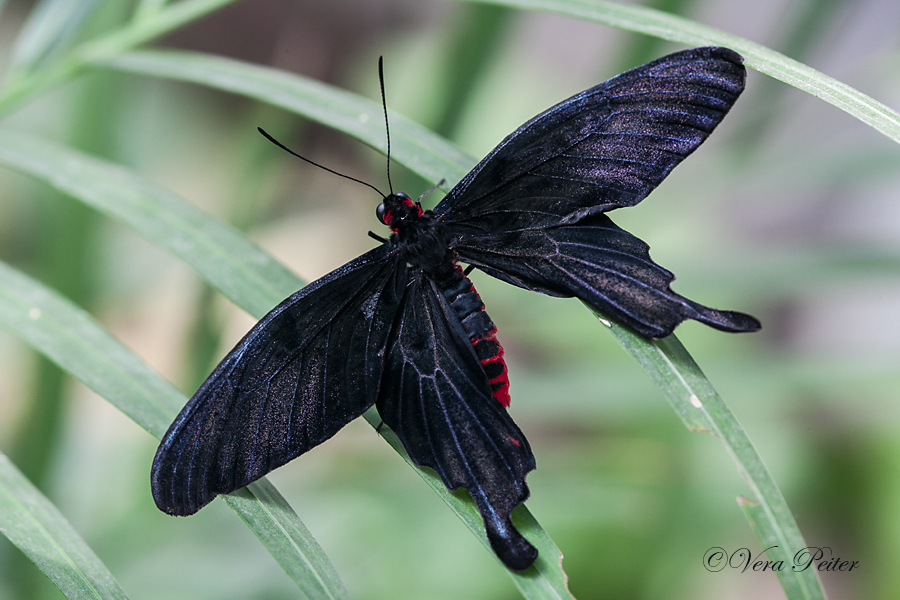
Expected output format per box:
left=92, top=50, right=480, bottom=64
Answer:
left=472, top=326, right=511, bottom=408
left=439, top=267, right=512, bottom=408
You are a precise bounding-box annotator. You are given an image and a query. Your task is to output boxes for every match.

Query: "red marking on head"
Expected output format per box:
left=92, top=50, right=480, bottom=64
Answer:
left=385, top=197, right=423, bottom=232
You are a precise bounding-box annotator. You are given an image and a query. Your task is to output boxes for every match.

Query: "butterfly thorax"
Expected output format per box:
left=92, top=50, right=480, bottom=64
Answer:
left=378, top=192, right=453, bottom=277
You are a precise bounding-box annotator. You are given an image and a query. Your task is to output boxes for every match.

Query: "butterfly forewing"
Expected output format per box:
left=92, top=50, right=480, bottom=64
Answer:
left=434, top=47, right=746, bottom=232
left=376, top=273, right=537, bottom=571
left=152, top=245, right=407, bottom=515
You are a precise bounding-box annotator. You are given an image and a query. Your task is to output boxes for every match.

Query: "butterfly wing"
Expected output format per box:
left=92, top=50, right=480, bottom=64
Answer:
left=434, top=46, right=745, bottom=226
left=152, top=244, right=407, bottom=515
left=453, top=213, right=759, bottom=338
left=434, top=47, right=759, bottom=337
left=376, top=271, right=537, bottom=571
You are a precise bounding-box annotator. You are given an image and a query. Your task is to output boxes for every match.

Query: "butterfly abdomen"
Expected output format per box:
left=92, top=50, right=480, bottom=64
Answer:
left=437, top=266, right=512, bottom=407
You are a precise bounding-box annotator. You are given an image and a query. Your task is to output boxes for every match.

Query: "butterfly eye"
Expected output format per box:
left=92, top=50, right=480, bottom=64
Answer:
left=376, top=202, right=388, bottom=224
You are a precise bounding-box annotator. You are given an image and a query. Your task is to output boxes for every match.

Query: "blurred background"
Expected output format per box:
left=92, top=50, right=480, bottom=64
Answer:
left=0, top=0, right=898, bottom=598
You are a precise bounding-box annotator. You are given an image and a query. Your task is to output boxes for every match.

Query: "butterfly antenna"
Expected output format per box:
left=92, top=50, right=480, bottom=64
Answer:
left=378, top=56, right=395, bottom=196
left=257, top=127, right=385, bottom=198
left=417, top=178, right=445, bottom=207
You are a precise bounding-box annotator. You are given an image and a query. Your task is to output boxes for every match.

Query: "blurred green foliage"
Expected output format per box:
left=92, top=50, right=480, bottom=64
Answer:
left=0, top=0, right=899, bottom=599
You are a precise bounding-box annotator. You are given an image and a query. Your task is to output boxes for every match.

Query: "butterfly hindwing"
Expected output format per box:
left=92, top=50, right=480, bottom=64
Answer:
left=152, top=245, right=408, bottom=515
left=376, top=272, right=537, bottom=571
left=453, top=213, right=760, bottom=338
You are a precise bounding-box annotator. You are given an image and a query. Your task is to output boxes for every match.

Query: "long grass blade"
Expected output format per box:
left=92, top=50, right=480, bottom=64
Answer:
left=363, top=410, right=572, bottom=599
left=0, top=129, right=298, bottom=319
left=5, top=0, right=100, bottom=82
left=0, top=260, right=351, bottom=600
left=599, top=313, right=825, bottom=600
left=133, top=0, right=170, bottom=23
left=0, top=451, right=129, bottom=600
left=0, top=0, right=244, bottom=114
left=458, top=0, right=900, bottom=145
left=95, top=49, right=472, bottom=188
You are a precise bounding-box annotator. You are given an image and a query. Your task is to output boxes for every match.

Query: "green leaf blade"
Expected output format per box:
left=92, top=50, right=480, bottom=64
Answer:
left=6, top=0, right=101, bottom=80
left=0, top=0, right=245, bottom=115
left=94, top=49, right=475, bottom=187
left=225, top=481, right=350, bottom=600
left=132, top=0, right=170, bottom=23
left=0, top=261, right=350, bottom=600
left=0, top=260, right=180, bottom=437
left=0, top=129, right=300, bottom=318
left=600, top=314, right=826, bottom=600
left=0, top=451, right=129, bottom=600
left=363, top=410, right=573, bottom=600
left=458, top=0, right=900, bottom=145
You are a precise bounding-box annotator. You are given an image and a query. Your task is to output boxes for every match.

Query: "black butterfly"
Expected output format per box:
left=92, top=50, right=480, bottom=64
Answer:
left=151, top=47, right=760, bottom=572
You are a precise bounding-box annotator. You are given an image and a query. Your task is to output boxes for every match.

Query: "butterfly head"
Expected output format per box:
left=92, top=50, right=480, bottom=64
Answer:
left=377, top=192, right=423, bottom=232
